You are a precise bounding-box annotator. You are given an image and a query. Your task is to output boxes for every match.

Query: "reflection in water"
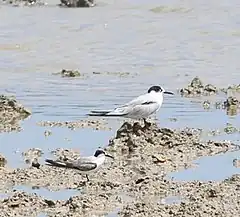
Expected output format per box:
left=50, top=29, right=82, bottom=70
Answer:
left=168, top=150, right=240, bottom=182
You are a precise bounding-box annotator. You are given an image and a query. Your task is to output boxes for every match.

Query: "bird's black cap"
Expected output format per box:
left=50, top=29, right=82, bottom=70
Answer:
left=147, top=85, right=163, bottom=93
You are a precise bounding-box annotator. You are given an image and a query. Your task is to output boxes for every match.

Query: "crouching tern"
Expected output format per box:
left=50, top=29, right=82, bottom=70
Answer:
left=88, top=85, right=174, bottom=126
left=45, top=148, right=114, bottom=182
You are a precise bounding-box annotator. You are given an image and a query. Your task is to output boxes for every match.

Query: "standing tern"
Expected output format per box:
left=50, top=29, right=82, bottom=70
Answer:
left=45, top=148, right=114, bottom=182
left=88, top=85, right=174, bottom=126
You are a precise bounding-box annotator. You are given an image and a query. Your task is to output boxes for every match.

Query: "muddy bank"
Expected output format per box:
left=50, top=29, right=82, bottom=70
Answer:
left=0, top=122, right=239, bottom=216
left=1, top=0, right=95, bottom=7
left=0, top=95, right=31, bottom=133
left=119, top=174, right=240, bottom=217
left=37, top=119, right=111, bottom=131
left=0, top=174, right=239, bottom=217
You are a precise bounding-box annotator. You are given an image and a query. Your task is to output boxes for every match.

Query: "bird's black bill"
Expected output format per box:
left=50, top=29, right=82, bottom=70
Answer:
left=105, top=154, right=114, bottom=159
left=163, top=91, right=174, bottom=95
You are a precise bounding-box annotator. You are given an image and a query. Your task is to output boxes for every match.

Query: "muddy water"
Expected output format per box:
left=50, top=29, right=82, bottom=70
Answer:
left=0, top=0, right=240, bottom=210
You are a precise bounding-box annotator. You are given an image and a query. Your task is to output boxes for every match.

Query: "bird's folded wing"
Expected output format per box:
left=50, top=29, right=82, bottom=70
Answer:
left=120, top=93, right=152, bottom=107
left=73, top=162, right=97, bottom=171
left=45, top=159, right=97, bottom=171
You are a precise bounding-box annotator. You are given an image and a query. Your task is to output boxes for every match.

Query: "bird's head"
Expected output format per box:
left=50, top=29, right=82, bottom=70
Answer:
left=147, top=85, right=174, bottom=95
left=94, top=148, right=114, bottom=159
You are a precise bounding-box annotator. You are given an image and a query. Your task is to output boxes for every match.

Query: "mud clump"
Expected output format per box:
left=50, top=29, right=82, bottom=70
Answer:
left=215, top=96, right=240, bottom=116
left=220, top=84, right=240, bottom=94
left=0, top=191, right=53, bottom=216
left=37, top=119, right=111, bottom=130
left=59, top=0, right=95, bottom=7
left=53, top=69, right=82, bottom=77
left=233, top=159, right=240, bottom=168
left=180, top=77, right=217, bottom=97
left=1, top=0, right=46, bottom=6
left=22, top=148, right=43, bottom=167
left=107, top=122, right=235, bottom=171
left=0, top=95, right=31, bottom=133
left=0, top=153, right=7, bottom=167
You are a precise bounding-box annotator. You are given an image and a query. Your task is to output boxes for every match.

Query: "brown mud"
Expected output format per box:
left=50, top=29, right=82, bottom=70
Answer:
left=0, top=95, right=31, bottom=133
left=0, top=122, right=239, bottom=216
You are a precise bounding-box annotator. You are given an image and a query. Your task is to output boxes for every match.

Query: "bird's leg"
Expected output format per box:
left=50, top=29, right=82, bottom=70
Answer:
left=143, top=118, right=151, bottom=129
left=86, top=175, right=90, bottom=182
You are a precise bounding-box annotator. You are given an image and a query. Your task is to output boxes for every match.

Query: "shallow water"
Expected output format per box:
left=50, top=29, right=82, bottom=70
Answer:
left=0, top=0, right=240, bottom=215
left=13, top=185, right=79, bottom=200
left=169, top=150, right=240, bottom=182
left=160, top=195, right=183, bottom=205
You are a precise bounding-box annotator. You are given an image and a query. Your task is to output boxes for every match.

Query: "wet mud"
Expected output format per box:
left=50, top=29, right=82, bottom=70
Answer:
left=180, top=77, right=240, bottom=115
left=59, top=0, right=95, bottom=8
left=0, top=122, right=239, bottom=216
left=52, top=69, right=82, bottom=78
left=1, top=0, right=46, bottom=6
left=180, top=77, right=218, bottom=97
left=37, top=119, right=111, bottom=131
left=0, top=95, right=31, bottom=133
left=1, top=0, right=95, bottom=7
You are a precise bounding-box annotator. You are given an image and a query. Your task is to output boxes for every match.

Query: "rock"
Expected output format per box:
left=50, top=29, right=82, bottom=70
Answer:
left=202, top=100, right=211, bottom=109
left=220, top=84, right=240, bottom=94
left=59, top=0, right=95, bottom=7
left=22, top=148, right=43, bottom=166
left=0, top=154, right=7, bottom=167
left=223, top=123, right=239, bottom=134
left=44, top=130, right=52, bottom=137
left=233, top=159, right=240, bottom=168
left=180, top=77, right=218, bottom=97
left=223, top=96, right=239, bottom=108
left=61, top=69, right=81, bottom=77
left=0, top=95, right=31, bottom=133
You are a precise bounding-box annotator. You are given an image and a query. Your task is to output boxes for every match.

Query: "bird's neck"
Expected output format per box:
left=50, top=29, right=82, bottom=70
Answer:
left=95, top=154, right=105, bottom=166
left=150, top=92, right=163, bottom=104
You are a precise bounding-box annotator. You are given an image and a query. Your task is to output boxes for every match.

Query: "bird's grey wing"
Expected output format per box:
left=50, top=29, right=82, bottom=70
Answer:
left=120, top=94, right=148, bottom=107
left=64, top=157, right=98, bottom=172
left=108, top=94, right=157, bottom=115
left=88, top=94, right=155, bottom=116
left=73, top=161, right=97, bottom=171
left=124, top=101, right=160, bottom=117
left=45, top=158, right=97, bottom=171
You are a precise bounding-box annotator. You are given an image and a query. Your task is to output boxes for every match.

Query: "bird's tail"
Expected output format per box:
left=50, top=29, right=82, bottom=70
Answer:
left=90, top=110, right=111, bottom=114
left=45, top=159, right=72, bottom=168
left=87, top=110, right=125, bottom=117
left=87, top=113, right=125, bottom=117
